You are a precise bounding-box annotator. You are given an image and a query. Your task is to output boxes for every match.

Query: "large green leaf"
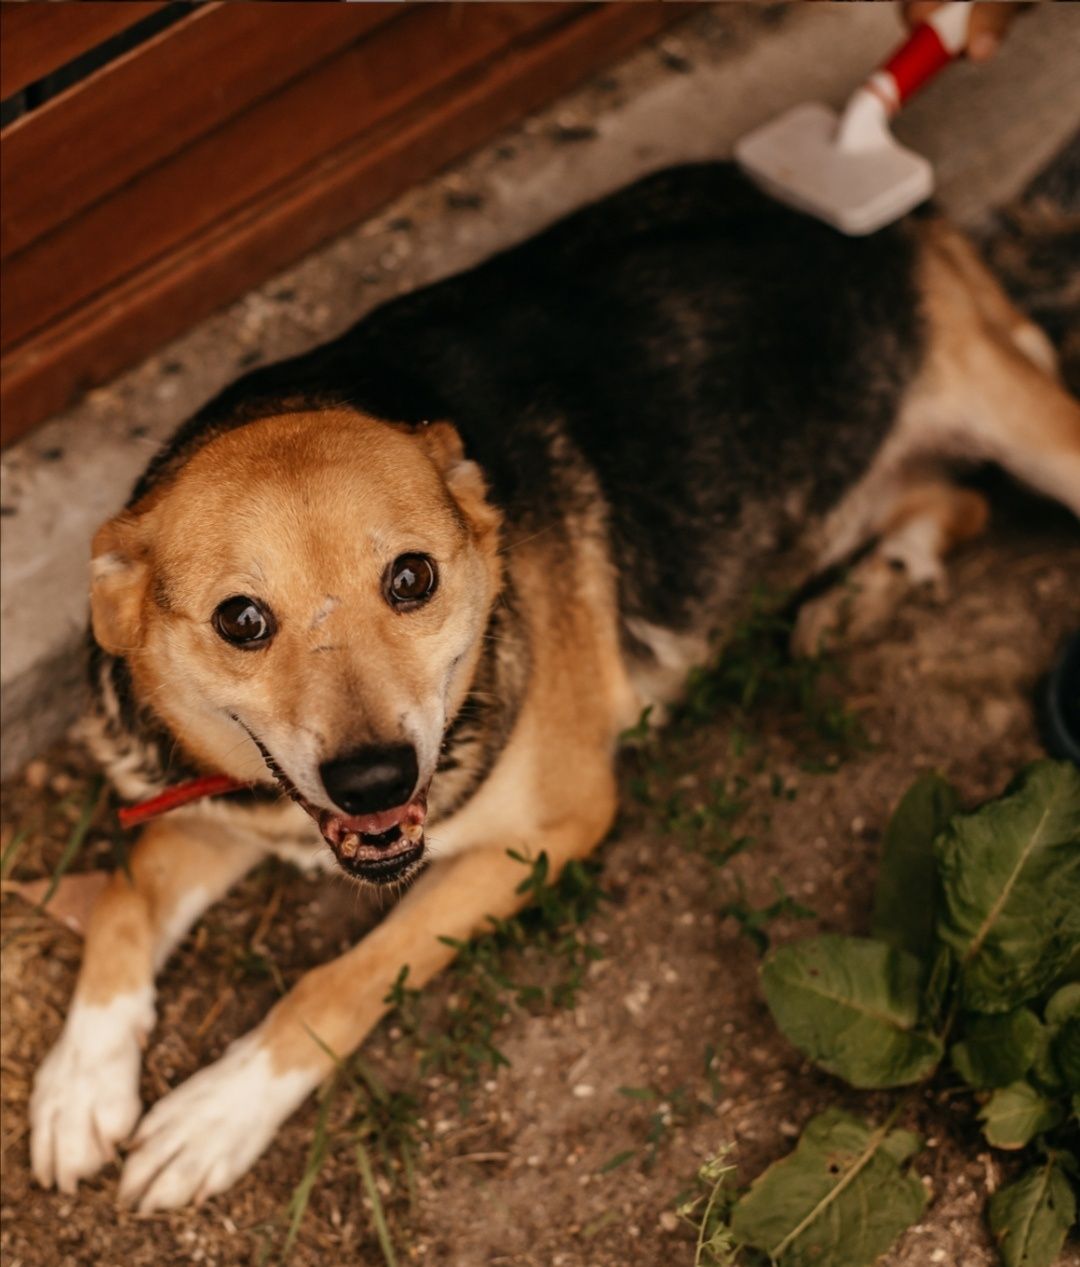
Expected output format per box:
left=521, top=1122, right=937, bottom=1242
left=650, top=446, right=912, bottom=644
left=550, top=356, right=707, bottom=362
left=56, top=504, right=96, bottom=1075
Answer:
left=872, top=773, right=959, bottom=963
left=1042, top=984, right=1080, bottom=1094
left=988, top=1158, right=1077, bottom=1267
left=934, top=761, right=1080, bottom=1013
left=950, top=1008, right=1044, bottom=1090
left=1044, top=983, right=1080, bottom=1026
left=1031, top=986, right=1080, bottom=1092
left=729, top=1109, right=926, bottom=1267
left=979, top=1081, right=1066, bottom=1149
left=1051, top=1018, right=1080, bottom=1094
left=761, top=936, right=943, bottom=1088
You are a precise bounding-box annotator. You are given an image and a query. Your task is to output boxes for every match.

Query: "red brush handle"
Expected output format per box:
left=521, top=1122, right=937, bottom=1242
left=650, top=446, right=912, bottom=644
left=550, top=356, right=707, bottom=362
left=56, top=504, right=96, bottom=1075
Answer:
left=884, top=22, right=955, bottom=104
left=869, top=3, right=972, bottom=113
left=117, top=774, right=250, bottom=829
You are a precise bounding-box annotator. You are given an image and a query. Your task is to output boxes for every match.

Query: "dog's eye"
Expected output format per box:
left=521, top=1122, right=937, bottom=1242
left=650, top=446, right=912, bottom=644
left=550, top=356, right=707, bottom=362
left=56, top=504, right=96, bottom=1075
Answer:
left=385, top=554, right=438, bottom=608
left=212, top=596, right=276, bottom=647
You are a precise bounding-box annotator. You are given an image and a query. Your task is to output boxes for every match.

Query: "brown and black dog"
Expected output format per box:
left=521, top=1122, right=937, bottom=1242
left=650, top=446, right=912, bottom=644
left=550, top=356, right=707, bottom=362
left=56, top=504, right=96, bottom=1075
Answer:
left=29, top=166, right=1080, bottom=1210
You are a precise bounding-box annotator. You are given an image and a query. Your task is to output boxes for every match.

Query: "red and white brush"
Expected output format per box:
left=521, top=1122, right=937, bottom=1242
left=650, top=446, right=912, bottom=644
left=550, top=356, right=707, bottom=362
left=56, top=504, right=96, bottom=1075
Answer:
left=736, top=2, right=972, bottom=235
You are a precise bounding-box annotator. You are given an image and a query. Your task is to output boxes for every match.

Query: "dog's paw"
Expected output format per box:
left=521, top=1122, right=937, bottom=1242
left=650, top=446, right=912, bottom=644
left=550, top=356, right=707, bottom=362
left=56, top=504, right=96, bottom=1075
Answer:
left=30, top=988, right=153, bottom=1193
left=119, top=1031, right=314, bottom=1211
left=791, top=551, right=945, bottom=658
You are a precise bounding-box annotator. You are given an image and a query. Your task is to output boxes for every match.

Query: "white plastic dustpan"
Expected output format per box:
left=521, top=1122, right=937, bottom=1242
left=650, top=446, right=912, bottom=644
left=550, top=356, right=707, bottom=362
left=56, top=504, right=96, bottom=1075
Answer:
left=736, top=4, right=972, bottom=235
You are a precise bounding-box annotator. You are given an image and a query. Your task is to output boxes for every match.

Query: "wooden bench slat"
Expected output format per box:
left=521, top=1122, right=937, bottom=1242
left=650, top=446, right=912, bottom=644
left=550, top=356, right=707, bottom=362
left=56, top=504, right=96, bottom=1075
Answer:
left=1, top=3, right=576, bottom=350
left=0, top=2, right=164, bottom=99
left=1, top=2, right=403, bottom=259
left=0, top=3, right=687, bottom=446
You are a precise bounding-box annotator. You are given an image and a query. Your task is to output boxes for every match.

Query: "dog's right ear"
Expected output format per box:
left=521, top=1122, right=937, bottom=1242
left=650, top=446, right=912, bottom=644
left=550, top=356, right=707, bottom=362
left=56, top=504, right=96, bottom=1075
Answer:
left=89, top=511, right=152, bottom=656
left=417, top=421, right=502, bottom=546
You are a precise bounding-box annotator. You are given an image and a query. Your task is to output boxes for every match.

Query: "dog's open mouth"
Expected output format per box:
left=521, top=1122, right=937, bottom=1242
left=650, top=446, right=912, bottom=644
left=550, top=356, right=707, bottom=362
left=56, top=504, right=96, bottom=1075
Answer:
left=315, top=795, right=428, bottom=883
left=235, top=719, right=428, bottom=884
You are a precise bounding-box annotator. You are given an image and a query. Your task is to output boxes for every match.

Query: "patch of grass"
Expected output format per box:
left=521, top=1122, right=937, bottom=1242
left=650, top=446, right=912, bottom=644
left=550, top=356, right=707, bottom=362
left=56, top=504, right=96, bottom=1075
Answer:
left=618, top=594, right=865, bottom=910
left=278, top=1080, right=336, bottom=1261
left=676, top=594, right=866, bottom=755
left=263, top=1041, right=421, bottom=1266
left=661, top=776, right=756, bottom=870
left=603, top=1080, right=716, bottom=1176
left=384, top=850, right=608, bottom=1091
left=715, top=877, right=816, bottom=956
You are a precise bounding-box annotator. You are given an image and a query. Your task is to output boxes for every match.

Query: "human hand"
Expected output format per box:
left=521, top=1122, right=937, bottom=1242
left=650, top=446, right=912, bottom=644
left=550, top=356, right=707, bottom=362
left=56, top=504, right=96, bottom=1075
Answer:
left=902, top=1, right=1026, bottom=62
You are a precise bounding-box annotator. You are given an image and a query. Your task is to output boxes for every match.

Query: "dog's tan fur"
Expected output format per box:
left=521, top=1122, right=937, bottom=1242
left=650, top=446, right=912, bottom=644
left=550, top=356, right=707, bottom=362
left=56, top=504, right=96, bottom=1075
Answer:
left=30, top=221, right=1080, bottom=1209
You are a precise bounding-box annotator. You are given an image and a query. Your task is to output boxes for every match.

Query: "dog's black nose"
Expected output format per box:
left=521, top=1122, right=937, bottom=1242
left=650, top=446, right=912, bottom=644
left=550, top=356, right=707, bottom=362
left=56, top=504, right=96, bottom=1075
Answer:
left=319, top=745, right=419, bottom=817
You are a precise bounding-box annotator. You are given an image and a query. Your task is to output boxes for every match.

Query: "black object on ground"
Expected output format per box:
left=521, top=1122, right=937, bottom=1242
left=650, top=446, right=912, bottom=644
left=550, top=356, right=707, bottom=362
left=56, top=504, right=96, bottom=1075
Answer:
left=1040, top=631, right=1080, bottom=767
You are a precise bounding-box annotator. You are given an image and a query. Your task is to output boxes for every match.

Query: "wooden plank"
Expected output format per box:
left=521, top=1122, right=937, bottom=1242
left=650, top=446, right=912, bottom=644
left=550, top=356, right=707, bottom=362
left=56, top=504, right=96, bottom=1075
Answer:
left=0, top=2, right=162, bottom=99
left=1, top=3, right=574, bottom=349
left=1, top=2, right=403, bottom=258
left=0, top=3, right=689, bottom=446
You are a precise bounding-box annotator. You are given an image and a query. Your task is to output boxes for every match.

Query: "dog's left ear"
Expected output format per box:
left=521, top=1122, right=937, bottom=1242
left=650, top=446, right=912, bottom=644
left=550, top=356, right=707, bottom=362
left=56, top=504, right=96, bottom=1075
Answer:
left=418, top=421, right=501, bottom=543
left=89, top=509, right=154, bottom=656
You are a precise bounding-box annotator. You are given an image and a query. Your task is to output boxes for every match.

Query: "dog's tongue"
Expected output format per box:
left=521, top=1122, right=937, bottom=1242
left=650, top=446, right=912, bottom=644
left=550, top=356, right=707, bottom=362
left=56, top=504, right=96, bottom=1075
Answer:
left=318, top=795, right=427, bottom=848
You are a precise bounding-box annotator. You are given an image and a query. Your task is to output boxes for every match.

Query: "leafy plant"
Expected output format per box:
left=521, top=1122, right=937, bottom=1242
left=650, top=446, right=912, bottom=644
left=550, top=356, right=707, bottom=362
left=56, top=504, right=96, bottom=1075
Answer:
left=730, top=1109, right=927, bottom=1267
left=761, top=935, right=943, bottom=1086
left=687, top=760, right=1080, bottom=1267
left=989, top=1152, right=1077, bottom=1267
left=677, top=1146, right=740, bottom=1267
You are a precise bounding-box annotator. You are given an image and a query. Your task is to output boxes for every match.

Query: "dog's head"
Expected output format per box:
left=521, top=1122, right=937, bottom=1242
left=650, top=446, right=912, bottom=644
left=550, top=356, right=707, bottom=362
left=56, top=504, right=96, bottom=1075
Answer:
left=91, top=410, right=502, bottom=883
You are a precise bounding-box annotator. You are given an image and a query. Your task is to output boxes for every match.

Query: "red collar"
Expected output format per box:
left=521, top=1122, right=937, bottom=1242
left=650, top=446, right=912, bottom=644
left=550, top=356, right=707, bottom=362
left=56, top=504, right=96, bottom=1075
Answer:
left=117, top=775, right=250, bottom=829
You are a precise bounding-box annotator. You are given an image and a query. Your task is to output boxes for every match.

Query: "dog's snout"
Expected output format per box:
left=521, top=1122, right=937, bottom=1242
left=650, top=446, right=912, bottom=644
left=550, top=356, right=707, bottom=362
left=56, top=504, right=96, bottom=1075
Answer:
left=319, top=745, right=419, bottom=816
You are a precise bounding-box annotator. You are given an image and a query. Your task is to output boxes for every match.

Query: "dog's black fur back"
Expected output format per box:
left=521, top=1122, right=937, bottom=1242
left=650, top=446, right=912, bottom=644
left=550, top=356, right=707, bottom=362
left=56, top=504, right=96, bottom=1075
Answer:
left=136, top=164, right=926, bottom=636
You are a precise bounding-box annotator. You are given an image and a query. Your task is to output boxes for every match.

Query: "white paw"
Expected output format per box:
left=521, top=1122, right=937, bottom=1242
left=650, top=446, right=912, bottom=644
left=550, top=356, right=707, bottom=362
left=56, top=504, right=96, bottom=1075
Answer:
left=30, top=988, right=154, bottom=1193
left=119, top=1032, right=315, bottom=1211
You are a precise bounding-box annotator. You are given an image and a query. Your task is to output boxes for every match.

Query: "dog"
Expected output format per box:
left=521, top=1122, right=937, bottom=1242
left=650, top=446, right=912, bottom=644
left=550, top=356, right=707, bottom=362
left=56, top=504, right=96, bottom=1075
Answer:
left=28, top=164, right=1080, bottom=1211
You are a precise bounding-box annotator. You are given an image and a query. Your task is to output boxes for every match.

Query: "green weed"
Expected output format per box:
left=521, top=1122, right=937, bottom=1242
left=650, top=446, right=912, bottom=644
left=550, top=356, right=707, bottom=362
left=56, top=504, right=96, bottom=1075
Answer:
left=264, top=1038, right=421, bottom=1266
left=602, top=1080, right=716, bottom=1176
left=716, top=877, right=816, bottom=956
left=383, top=850, right=607, bottom=1091
left=676, top=593, right=866, bottom=755
left=39, top=775, right=105, bottom=909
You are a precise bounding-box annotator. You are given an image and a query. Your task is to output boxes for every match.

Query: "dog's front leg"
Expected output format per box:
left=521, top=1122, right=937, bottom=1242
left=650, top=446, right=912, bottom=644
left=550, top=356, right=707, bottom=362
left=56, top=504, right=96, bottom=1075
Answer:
left=30, top=817, right=263, bottom=1193
left=118, top=807, right=610, bottom=1212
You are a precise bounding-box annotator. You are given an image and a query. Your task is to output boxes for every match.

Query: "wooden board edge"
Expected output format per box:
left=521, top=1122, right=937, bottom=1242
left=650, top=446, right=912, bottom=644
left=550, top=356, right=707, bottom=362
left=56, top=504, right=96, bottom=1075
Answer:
left=0, top=4, right=688, bottom=447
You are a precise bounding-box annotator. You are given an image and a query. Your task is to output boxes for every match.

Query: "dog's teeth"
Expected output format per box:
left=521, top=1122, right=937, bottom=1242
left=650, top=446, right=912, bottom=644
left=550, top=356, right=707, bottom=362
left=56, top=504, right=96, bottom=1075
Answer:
left=338, top=833, right=361, bottom=859
left=401, top=822, right=424, bottom=844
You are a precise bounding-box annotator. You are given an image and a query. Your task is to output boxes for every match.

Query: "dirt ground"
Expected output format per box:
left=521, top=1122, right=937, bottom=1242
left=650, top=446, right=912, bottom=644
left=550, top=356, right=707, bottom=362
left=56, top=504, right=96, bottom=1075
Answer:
left=2, top=145, right=1078, bottom=1267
